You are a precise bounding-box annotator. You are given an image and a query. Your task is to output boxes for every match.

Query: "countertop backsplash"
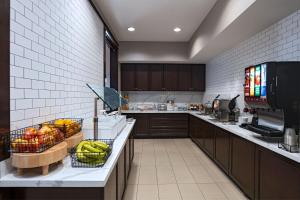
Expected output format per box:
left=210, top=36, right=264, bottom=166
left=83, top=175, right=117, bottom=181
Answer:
left=122, top=91, right=204, bottom=104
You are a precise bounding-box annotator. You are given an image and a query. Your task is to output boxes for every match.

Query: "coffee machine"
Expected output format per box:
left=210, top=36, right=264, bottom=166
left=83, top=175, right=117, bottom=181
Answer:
left=241, top=62, right=300, bottom=137
left=213, top=95, right=240, bottom=122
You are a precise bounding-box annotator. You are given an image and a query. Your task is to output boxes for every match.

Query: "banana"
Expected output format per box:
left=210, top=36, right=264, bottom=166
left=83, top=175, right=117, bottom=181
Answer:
left=76, top=141, right=90, bottom=152
left=83, top=149, right=100, bottom=159
left=75, top=140, right=110, bottom=165
left=83, top=144, right=102, bottom=153
left=91, top=143, right=104, bottom=152
left=76, top=141, right=90, bottom=160
left=93, top=141, right=109, bottom=151
left=78, top=154, right=104, bottom=165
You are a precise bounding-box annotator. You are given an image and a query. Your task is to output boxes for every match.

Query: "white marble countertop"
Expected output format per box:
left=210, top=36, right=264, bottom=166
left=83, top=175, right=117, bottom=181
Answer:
left=189, top=113, right=300, bottom=164
left=0, top=121, right=135, bottom=188
left=121, top=110, right=196, bottom=114
left=122, top=110, right=300, bottom=164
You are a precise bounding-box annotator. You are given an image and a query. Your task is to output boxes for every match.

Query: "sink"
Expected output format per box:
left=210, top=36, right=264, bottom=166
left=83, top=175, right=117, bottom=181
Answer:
left=82, top=115, right=127, bottom=140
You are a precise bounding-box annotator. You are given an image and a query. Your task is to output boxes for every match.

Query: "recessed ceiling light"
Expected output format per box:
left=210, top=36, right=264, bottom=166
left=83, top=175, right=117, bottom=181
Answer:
left=174, top=27, right=181, bottom=32
left=128, top=27, right=135, bottom=32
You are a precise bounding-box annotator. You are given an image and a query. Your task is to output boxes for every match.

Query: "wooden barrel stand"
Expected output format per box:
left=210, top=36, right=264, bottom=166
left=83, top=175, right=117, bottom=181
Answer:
left=12, top=142, right=68, bottom=175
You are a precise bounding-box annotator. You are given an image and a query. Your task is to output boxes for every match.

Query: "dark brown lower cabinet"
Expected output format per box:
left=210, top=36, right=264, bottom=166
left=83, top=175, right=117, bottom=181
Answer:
left=148, top=114, right=188, bottom=138
left=104, top=167, right=117, bottom=200
left=130, top=130, right=134, bottom=162
left=189, top=116, right=197, bottom=142
left=125, top=140, right=130, bottom=180
left=215, top=128, right=230, bottom=172
left=190, top=116, right=214, bottom=157
left=190, top=115, right=300, bottom=200
left=197, top=118, right=206, bottom=147
left=133, top=114, right=149, bottom=138
left=230, top=135, right=255, bottom=199
left=256, top=147, right=300, bottom=200
left=124, top=113, right=188, bottom=138
left=203, top=123, right=215, bottom=158
left=117, top=149, right=125, bottom=200
left=0, top=187, right=106, bottom=200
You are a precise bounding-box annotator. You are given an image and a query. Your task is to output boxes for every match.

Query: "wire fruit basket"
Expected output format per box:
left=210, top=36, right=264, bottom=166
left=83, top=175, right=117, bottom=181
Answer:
left=44, top=118, right=83, bottom=138
left=10, top=124, right=65, bottom=153
left=70, top=139, right=114, bottom=168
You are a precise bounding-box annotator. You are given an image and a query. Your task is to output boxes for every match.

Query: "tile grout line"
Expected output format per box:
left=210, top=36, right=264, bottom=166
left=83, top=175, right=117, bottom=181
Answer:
left=131, top=139, right=246, bottom=200
left=135, top=140, right=142, bottom=200
left=215, top=182, right=231, bottom=200
left=159, top=139, right=180, bottom=200
left=154, top=142, right=159, bottom=200
left=175, top=140, right=209, bottom=200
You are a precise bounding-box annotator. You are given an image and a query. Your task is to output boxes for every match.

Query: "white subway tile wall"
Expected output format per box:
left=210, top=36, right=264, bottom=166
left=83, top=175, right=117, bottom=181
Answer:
left=204, top=9, right=300, bottom=108
left=125, top=91, right=204, bottom=104
left=10, top=0, right=104, bottom=130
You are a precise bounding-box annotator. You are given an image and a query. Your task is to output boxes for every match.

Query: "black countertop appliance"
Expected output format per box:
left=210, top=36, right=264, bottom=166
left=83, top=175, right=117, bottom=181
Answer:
left=242, top=62, right=300, bottom=137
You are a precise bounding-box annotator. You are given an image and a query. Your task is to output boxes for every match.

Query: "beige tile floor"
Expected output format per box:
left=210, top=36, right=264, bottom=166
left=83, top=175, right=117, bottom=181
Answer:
left=123, top=139, right=249, bottom=200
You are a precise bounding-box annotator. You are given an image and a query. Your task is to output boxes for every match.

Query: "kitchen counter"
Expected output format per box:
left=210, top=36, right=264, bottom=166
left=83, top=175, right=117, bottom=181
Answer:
left=0, top=121, right=135, bottom=188
left=121, top=110, right=300, bottom=164
left=189, top=113, right=300, bottom=164
left=121, top=110, right=197, bottom=114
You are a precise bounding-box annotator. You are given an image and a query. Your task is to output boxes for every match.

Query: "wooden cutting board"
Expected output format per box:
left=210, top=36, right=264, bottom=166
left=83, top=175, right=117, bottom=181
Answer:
left=12, top=141, right=67, bottom=175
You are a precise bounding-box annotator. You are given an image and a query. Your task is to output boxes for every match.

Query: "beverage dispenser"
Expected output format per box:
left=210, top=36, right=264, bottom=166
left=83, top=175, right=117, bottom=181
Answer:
left=242, top=62, right=300, bottom=137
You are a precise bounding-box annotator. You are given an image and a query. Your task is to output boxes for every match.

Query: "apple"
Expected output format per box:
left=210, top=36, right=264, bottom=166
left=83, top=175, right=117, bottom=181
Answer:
left=12, top=138, right=28, bottom=152
left=23, top=127, right=37, bottom=140
left=27, top=138, right=40, bottom=152
left=39, top=125, right=52, bottom=134
left=52, top=128, right=64, bottom=142
left=37, top=131, right=45, bottom=145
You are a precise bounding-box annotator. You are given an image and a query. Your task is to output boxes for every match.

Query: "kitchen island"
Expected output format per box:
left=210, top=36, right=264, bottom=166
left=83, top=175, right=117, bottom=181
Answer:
left=0, top=121, right=135, bottom=200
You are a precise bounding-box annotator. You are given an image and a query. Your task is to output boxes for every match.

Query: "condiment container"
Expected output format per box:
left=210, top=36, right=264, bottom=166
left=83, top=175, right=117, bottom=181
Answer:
left=284, top=128, right=298, bottom=146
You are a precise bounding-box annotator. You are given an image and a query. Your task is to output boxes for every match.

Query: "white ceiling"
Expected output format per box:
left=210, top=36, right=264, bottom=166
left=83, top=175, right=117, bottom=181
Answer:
left=94, top=0, right=217, bottom=42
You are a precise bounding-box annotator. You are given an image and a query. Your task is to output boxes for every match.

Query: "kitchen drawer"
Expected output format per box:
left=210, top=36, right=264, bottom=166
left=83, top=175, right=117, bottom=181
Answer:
left=150, top=128, right=188, bottom=138
left=149, top=119, right=188, bottom=129
left=148, top=114, right=188, bottom=120
left=148, top=114, right=188, bottom=129
left=123, top=113, right=189, bottom=138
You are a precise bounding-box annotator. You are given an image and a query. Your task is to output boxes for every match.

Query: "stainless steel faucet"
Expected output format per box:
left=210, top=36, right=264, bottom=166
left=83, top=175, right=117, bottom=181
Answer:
left=94, top=97, right=99, bottom=140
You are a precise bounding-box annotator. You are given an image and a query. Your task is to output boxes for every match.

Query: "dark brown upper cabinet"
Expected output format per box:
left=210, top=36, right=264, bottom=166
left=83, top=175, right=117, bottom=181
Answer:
left=135, top=64, right=149, bottom=91
left=191, top=64, right=205, bottom=91
left=164, top=64, right=179, bottom=91
left=121, top=63, right=136, bottom=91
left=149, top=64, right=164, bottom=91
left=178, top=65, right=192, bottom=91
left=121, top=63, right=205, bottom=91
